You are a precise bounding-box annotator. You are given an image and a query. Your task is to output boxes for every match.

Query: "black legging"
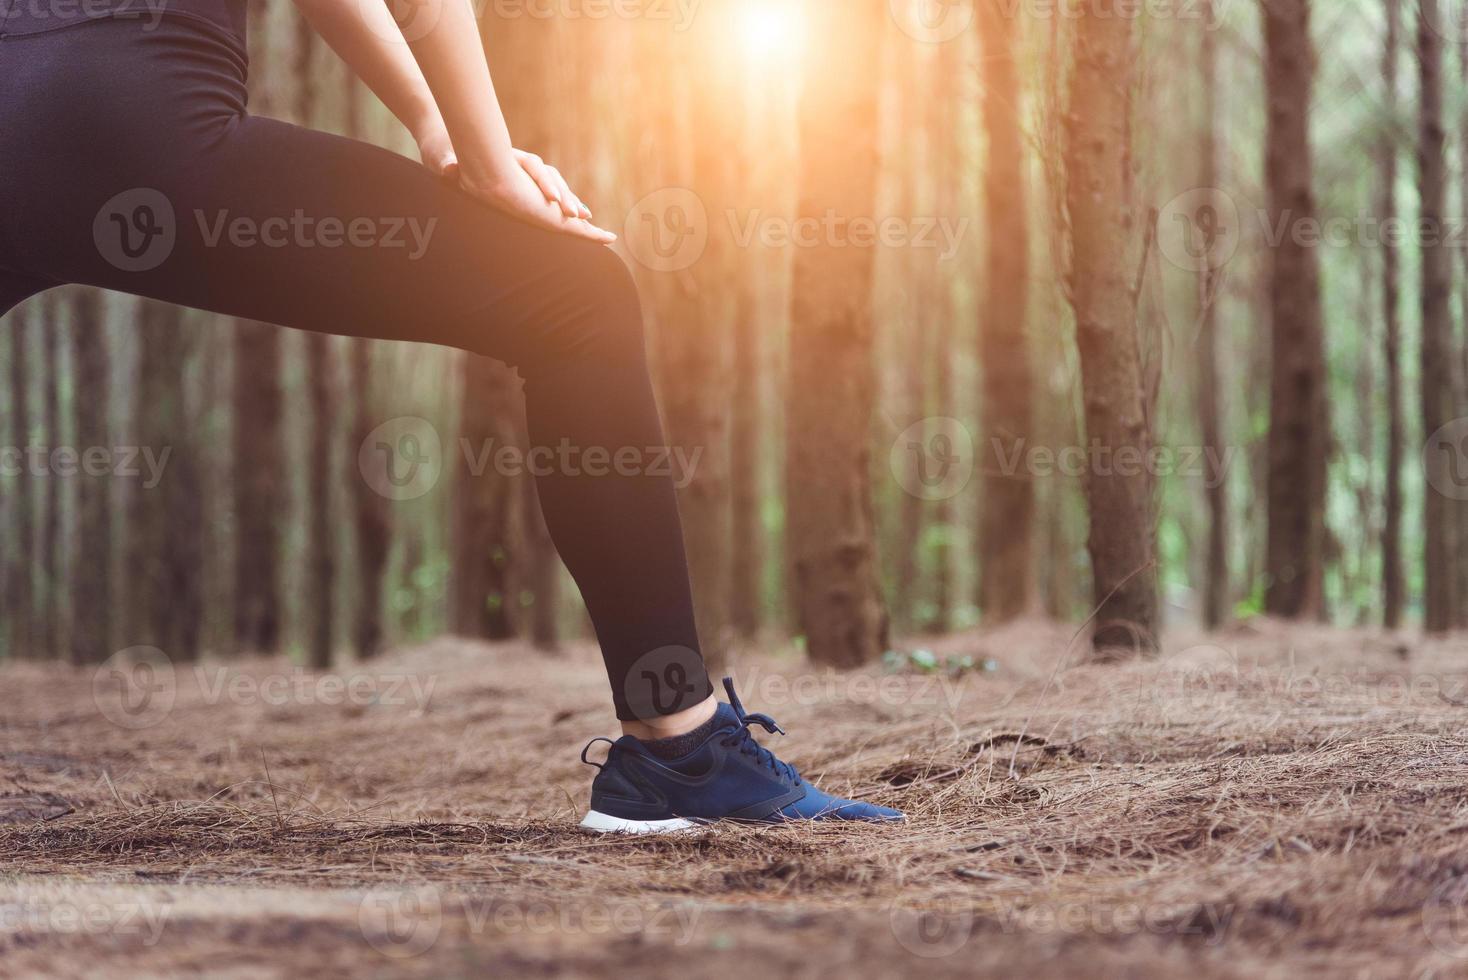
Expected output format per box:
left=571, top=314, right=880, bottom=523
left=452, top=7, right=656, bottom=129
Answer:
left=0, top=15, right=713, bottom=721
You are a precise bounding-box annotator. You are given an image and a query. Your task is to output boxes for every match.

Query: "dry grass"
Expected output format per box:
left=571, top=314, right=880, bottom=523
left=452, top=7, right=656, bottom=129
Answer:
left=3, top=619, right=1468, bottom=978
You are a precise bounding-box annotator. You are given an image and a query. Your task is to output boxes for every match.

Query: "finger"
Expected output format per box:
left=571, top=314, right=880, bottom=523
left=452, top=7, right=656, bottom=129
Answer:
left=568, top=218, right=617, bottom=244
left=547, top=168, right=580, bottom=219
left=529, top=165, right=567, bottom=213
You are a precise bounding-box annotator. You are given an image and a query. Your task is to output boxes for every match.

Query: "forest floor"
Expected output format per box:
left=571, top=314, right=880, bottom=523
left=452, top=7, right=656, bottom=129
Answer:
left=2, top=619, right=1467, bottom=978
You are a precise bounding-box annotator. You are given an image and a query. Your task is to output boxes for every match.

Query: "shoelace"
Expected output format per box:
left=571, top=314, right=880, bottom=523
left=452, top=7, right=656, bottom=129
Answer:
left=719, top=677, right=801, bottom=785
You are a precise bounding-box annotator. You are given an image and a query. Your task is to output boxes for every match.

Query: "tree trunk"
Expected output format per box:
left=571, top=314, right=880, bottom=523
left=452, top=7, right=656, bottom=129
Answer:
left=1261, top=0, right=1329, bottom=620
left=1063, top=2, right=1159, bottom=654
left=70, top=291, right=112, bottom=663
left=7, top=303, right=35, bottom=657
left=305, top=332, right=336, bottom=667
left=976, top=0, right=1037, bottom=624
left=128, top=301, right=203, bottom=660
left=1380, top=0, right=1404, bottom=630
left=451, top=354, right=520, bottom=640
left=40, top=293, right=63, bottom=656
left=232, top=320, right=284, bottom=653
left=1197, top=0, right=1229, bottom=630
left=728, top=280, right=763, bottom=640
left=1419, top=0, right=1455, bottom=633
left=349, top=338, right=391, bottom=657
left=787, top=0, right=890, bottom=667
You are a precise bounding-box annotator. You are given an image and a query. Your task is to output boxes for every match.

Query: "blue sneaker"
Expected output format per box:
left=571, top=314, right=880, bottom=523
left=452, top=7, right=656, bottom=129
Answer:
left=578, top=678, right=905, bottom=834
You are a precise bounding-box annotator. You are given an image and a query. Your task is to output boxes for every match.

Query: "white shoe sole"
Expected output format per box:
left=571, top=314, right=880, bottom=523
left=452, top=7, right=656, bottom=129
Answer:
left=578, top=810, right=701, bottom=835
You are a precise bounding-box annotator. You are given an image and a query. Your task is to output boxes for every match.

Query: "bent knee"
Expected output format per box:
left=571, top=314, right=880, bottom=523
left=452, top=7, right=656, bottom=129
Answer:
left=523, top=243, right=648, bottom=372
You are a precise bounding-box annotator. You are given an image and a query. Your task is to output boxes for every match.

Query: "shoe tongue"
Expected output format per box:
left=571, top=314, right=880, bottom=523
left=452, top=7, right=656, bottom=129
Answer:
left=712, top=702, right=743, bottom=732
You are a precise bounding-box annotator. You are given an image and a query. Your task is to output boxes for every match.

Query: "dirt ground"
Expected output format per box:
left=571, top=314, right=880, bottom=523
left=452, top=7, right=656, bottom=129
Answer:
left=3, top=619, right=1468, bottom=978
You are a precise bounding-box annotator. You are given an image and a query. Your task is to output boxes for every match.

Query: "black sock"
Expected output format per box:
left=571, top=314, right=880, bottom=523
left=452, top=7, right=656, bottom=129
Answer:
left=638, top=713, right=722, bottom=760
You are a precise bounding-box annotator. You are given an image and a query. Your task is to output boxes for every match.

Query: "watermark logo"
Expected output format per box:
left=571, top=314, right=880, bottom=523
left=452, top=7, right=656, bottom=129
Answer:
left=889, top=897, right=974, bottom=958
left=359, top=885, right=443, bottom=959
left=890, top=417, right=974, bottom=501
left=625, top=187, right=709, bottom=272
left=890, top=0, right=972, bottom=44
left=359, top=417, right=444, bottom=501
left=1424, top=418, right=1468, bottom=501
left=1157, top=187, right=1241, bottom=273
left=92, top=646, right=177, bottom=730
left=1425, top=877, right=1468, bottom=958
left=1155, top=643, right=1241, bottom=713
left=94, top=188, right=176, bottom=273
left=623, top=645, right=707, bottom=721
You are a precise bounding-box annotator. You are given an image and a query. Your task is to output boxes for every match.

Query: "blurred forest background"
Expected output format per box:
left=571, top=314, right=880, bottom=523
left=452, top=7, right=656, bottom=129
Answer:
left=0, top=0, right=1460, bottom=671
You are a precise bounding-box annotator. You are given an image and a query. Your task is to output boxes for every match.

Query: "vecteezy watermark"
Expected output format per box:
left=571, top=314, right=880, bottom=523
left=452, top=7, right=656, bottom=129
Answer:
left=890, top=896, right=1233, bottom=958
left=1423, top=418, right=1468, bottom=501
left=890, top=0, right=972, bottom=43
left=1150, top=643, right=1468, bottom=714
left=5, top=0, right=170, bottom=31
left=94, top=188, right=176, bottom=274
left=460, top=437, right=701, bottom=490
left=0, top=444, right=171, bottom=488
left=622, top=645, right=708, bottom=721
left=890, top=0, right=1221, bottom=43
left=728, top=663, right=967, bottom=713
left=624, top=187, right=970, bottom=273
left=91, top=647, right=439, bottom=729
left=0, top=897, right=171, bottom=946
left=92, top=646, right=178, bottom=731
left=890, top=417, right=975, bottom=501
left=889, top=420, right=1236, bottom=500
left=991, top=437, right=1237, bottom=488
left=357, top=885, right=700, bottom=959
left=94, top=190, right=438, bottom=272
left=358, top=417, right=445, bottom=502
left=359, top=885, right=443, bottom=959
left=1425, top=877, right=1468, bottom=958
left=193, top=210, right=437, bottom=260
left=1156, top=186, right=1242, bottom=274
left=356, top=417, right=701, bottom=502
left=1158, top=185, right=1468, bottom=272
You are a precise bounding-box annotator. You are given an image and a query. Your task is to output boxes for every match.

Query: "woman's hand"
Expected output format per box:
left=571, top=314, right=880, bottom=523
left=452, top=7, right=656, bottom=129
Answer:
left=512, top=149, right=592, bottom=221
left=415, top=123, right=459, bottom=179
left=459, top=160, right=617, bottom=245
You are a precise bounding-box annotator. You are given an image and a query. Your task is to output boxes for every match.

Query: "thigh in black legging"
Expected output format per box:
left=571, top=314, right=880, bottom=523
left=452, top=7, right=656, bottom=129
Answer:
left=0, top=16, right=713, bottom=720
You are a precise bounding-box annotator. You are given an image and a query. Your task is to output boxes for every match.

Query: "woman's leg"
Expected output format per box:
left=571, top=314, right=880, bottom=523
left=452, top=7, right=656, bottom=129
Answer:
left=0, top=18, right=712, bottom=721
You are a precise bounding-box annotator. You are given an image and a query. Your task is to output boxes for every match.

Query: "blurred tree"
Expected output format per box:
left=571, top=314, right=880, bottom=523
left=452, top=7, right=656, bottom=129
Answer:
left=1197, top=0, right=1229, bottom=629
left=452, top=354, right=520, bottom=640
left=1063, top=1, right=1159, bottom=653
left=349, top=337, right=391, bottom=656
left=70, top=290, right=112, bottom=664
left=1261, top=0, right=1328, bottom=620
left=127, top=301, right=203, bottom=660
left=976, top=0, right=1037, bottom=624
left=40, top=294, right=63, bottom=655
left=1418, top=0, right=1454, bottom=632
left=787, top=0, right=890, bottom=666
left=1379, top=0, right=1404, bottom=630
left=7, top=304, right=34, bottom=657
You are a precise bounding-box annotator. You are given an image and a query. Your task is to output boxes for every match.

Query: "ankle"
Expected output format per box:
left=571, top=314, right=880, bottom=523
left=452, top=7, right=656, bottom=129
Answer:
left=620, top=694, right=717, bottom=741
